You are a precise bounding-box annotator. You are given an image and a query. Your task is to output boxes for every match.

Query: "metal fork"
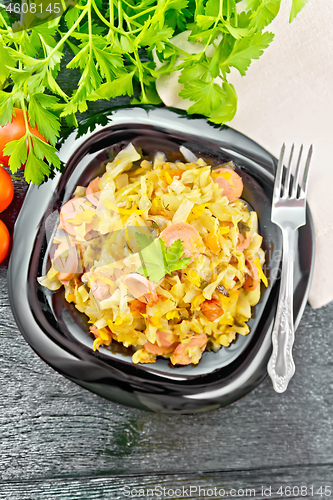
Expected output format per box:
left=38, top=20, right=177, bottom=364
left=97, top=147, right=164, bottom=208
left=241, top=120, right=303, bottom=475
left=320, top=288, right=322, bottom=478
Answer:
left=267, top=144, right=313, bottom=393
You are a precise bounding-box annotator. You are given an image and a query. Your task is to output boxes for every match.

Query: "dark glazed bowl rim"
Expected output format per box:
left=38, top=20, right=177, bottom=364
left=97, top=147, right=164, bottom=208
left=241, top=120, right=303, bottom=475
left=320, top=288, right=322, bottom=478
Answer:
left=8, top=106, right=315, bottom=413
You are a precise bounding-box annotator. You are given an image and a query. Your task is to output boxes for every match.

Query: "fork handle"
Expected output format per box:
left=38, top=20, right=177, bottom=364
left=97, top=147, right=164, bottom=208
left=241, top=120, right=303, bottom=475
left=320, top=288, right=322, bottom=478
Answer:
left=267, top=227, right=296, bottom=393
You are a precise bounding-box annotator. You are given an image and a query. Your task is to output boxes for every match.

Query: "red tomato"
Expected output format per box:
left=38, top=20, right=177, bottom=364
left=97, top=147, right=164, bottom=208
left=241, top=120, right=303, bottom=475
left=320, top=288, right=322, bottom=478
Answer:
left=0, top=108, right=47, bottom=168
left=0, top=220, right=10, bottom=264
left=0, top=167, right=14, bottom=212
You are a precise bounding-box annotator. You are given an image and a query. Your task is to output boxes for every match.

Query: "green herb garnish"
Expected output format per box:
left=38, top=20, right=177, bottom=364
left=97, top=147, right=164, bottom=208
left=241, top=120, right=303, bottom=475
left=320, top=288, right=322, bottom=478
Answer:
left=135, top=232, right=191, bottom=282
left=148, top=220, right=159, bottom=230
left=200, top=278, right=210, bottom=290
left=0, top=0, right=307, bottom=184
left=238, top=221, right=250, bottom=236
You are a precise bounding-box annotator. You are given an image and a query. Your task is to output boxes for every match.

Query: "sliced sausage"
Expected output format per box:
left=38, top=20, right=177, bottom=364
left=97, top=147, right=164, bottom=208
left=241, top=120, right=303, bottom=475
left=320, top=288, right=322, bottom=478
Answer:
left=156, top=330, right=178, bottom=348
left=237, top=232, right=251, bottom=251
left=91, top=280, right=111, bottom=302
left=86, top=177, right=101, bottom=206
left=243, top=259, right=260, bottom=291
left=59, top=197, right=88, bottom=235
left=213, top=168, right=243, bottom=202
left=144, top=340, right=179, bottom=356
left=159, top=222, right=203, bottom=261
left=170, top=334, right=208, bottom=365
left=124, top=273, right=158, bottom=305
left=53, top=241, right=79, bottom=282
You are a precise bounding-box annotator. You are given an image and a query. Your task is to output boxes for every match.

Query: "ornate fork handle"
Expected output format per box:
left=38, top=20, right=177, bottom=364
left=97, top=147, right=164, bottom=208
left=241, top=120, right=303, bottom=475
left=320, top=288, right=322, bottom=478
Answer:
left=267, top=227, right=296, bottom=393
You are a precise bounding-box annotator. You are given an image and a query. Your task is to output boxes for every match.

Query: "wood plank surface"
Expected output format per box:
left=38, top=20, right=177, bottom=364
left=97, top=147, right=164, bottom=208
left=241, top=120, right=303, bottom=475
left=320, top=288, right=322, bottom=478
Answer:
left=1, top=172, right=333, bottom=494
left=1, top=466, right=332, bottom=499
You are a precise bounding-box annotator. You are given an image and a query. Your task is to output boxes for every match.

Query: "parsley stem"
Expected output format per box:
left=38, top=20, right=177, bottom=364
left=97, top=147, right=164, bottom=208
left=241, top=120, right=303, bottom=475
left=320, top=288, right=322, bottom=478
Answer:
left=107, top=0, right=114, bottom=42
left=118, top=0, right=122, bottom=29
left=203, top=1, right=224, bottom=54
left=0, top=12, right=9, bottom=28
left=165, top=42, right=191, bottom=57
left=123, top=12, right=141, bottom=29
left=88, top=0, right=93, bottom=55
left=45, top=7, right=88, bottom=64
left=134, top=48, right=147, bottom=103
left=92, top=0, right=141, bottom=34
left=20, top=97, right=33, bottom=153
left=0, top=13, right=20, bottom=54
left=130, top=5, right=156, bottom=20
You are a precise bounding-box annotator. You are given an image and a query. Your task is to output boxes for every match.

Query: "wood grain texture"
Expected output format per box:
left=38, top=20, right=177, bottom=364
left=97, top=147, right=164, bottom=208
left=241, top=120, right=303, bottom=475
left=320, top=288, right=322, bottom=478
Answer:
left=1, top=256, right=333, bottom=482
left=1, top=466, right=332, bottom=499
left=1, top=164, right=333, bottom=492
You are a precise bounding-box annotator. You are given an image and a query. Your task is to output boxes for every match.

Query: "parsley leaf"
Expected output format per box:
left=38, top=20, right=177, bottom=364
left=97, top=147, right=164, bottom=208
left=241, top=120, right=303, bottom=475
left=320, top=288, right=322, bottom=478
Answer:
left=90, top=71, right=135, bottom=100
left=136, top=233, right=167, bottom=282
left=289, top=0, right=308, bottom=21
left=165, top=239, right=191, bottom=272
left=220, top=32, right=275, bottom=76
left=247, top=0, right=281, bottom=30
left=179, top=79, right=226, bottom=116
left=208, top=82, right=237, bottom=124
left=0, top=0, right=307, bottom=185
left=31, top=136, right=61, bottom=170
left=0, top=91, right=14, bottom=126
left=24, top=149, right=51, bottom=185
left=4, top=136, right=27, bottom=172
left=28, top=93, right=60, bottom=146
left=0, top=39, right=15, bottom=86
left=135, top=233, right=190, bottom=282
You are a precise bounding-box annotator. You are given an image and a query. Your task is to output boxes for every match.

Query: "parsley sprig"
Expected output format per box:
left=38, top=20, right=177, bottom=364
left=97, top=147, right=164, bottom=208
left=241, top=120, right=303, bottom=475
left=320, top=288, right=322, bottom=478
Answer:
left=0, top=0, right=307, bottom=184
left=135, top=232, right=191, bottom=282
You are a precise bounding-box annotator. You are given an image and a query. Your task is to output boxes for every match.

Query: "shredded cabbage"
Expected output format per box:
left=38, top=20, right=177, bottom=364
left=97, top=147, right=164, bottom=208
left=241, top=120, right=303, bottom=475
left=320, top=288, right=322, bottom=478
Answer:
left=38, top=144, right=267, bottom=366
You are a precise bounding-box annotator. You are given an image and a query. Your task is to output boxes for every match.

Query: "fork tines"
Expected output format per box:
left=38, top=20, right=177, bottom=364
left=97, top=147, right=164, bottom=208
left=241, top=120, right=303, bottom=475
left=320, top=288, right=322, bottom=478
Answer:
left=274, top=144, right=313, bottom=201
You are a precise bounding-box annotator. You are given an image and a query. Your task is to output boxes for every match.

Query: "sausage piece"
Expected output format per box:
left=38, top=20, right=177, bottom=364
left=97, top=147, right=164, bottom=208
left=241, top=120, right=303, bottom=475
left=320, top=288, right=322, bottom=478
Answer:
left=159, top=222, right=203, bottom=261
left=170, top=334, right=208, bottom=365
left=213, top=168, right=243, bottom=202
left=86, top=177, right=101, bottom=206
left=243, top=259, right=260, bottom=291
left=237, top=232, right=251, bottom=251
left=59, top=197, right=88, bottom=236
left=124, top=273, right=158, bottom=305
left=53, top=241, right=79, bottom=282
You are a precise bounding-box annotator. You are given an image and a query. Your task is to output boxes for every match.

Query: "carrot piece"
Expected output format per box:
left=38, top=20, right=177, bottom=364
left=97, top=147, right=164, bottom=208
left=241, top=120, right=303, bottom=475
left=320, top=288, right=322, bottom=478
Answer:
left=206, top=232, right=221, bottom=255
left=168, top=169, right=185, bottom=178
left=130, top=299, right=147, bottom=318
left=200, top=298, right=224, bottom=322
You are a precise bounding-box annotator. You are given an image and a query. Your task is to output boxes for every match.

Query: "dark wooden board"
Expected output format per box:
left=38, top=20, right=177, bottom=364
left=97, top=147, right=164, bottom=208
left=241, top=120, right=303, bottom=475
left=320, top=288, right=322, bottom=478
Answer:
left=1, top=466, right=333, bottom=499
left=1, top=172, right=333, bottom=496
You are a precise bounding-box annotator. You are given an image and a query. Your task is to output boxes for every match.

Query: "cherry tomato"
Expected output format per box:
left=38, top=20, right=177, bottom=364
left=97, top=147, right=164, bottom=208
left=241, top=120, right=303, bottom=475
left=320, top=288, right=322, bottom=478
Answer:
left=0, top=108, right=47, bottom=169
left=0, top=220, right=10, bottom=264
left=0, top=167, right=14, bottom=212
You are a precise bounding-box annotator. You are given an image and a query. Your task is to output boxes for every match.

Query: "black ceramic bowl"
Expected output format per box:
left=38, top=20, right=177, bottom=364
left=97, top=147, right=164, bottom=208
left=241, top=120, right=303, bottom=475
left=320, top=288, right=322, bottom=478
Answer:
left=8, top=107, right=314, bottom=413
